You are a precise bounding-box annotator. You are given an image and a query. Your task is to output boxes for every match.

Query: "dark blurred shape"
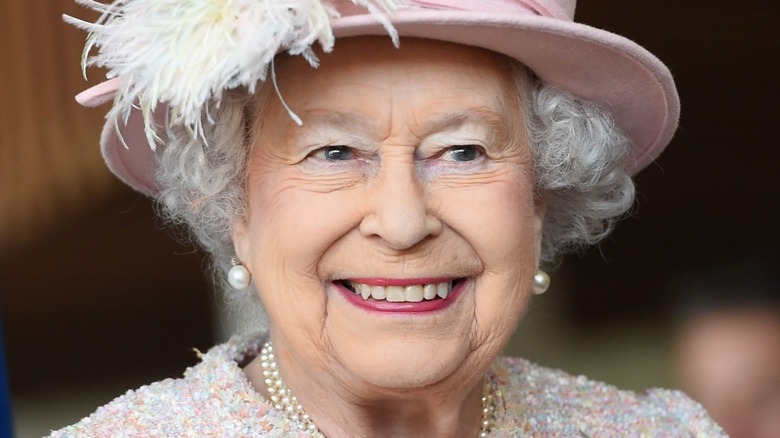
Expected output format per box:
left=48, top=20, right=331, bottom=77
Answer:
left=561, top=0, right=780, bottom=327
left=0, top=187, right=215, bottom=396
left=0, top=306, right=13, bottom=438
left=673, top=258, right=780, bottom=438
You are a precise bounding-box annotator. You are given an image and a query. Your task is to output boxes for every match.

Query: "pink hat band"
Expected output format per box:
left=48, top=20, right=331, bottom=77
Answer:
left=337, top=0, right=574, bottom=20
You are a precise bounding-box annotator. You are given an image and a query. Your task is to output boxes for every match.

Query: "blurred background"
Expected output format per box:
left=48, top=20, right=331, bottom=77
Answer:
left=1, top=1, right=778, bottom=436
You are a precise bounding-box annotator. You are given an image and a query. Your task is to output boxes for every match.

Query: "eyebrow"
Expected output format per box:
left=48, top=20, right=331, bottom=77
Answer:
left=297, top=110, right=378, bottom=132
left=288, top=107, right=511, bottom=144
left=282, top=110, right=379, bottom=149
left=419, top=108, right=510, bottom=143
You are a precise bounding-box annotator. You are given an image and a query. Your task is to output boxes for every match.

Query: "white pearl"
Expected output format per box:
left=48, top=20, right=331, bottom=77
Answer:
left=228, top=264, right=251, bottom=289
left=532, top=270, right=550, bottom=295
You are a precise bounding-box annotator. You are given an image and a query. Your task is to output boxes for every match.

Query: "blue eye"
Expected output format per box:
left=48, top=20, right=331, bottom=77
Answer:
left=447, top=145, right=482, bottom=162
left=321, top=146, right=353, bottom=161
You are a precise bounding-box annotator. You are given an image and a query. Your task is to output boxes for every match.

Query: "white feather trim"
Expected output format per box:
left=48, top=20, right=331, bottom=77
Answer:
left=65, top=0, right=406, bottom=149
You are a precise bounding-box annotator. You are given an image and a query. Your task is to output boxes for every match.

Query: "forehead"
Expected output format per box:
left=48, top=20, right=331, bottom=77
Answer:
left=278, top=36, right=514, bottom=83
left=257, top=37, right=523, bottom=131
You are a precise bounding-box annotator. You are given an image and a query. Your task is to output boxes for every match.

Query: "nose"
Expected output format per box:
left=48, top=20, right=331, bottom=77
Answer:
left=359, top=162, right=442, bottom=250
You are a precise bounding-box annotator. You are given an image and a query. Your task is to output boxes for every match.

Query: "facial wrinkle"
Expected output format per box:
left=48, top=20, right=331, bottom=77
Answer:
left=416, top=107, right=510, bottom=147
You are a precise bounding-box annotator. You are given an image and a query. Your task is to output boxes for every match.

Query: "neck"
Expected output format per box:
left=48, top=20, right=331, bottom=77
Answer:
left=243, top=341, right=492, bottom=437
left=348, top=387, right=486, bottom=437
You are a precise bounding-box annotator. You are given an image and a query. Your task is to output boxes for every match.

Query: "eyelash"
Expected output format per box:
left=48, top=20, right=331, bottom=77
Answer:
left=299, top=145, right=368, bottom=175
left=301, top=144, right=488, bottom=176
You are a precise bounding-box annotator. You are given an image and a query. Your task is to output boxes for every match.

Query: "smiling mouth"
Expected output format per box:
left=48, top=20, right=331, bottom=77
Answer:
left=338, top=279, right=464, bottom=303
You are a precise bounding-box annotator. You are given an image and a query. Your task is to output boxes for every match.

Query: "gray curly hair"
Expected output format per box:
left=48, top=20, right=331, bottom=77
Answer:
left=155, top=58, right=634, bottom=333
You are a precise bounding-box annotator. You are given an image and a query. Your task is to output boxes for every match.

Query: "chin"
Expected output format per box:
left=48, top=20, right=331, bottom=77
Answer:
left=319, top=276, right=513, bottom=392
left=333, top=335, right=475, bottom=391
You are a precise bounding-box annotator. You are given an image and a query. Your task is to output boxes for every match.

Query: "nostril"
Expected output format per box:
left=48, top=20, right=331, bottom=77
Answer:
left=359, top=213, right=442, bottom=251
left=357, top=173, right=441, bottom=250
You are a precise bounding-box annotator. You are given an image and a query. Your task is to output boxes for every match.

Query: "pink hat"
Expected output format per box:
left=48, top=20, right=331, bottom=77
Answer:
left=72, top=0, right=679, bottom=196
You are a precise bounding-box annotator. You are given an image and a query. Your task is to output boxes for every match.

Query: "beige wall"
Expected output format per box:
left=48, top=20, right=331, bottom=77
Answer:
left=0, top=0, right=114, bottom=256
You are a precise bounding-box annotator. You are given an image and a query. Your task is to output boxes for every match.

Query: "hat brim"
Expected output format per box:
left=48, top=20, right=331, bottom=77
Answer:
left=83, top=8, right=679, bottom=196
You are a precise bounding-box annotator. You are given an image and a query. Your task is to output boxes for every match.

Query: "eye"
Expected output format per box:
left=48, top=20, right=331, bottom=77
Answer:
left=444, top=145, right=483, bottom=162
left=316, top=145, right=354, bottom=161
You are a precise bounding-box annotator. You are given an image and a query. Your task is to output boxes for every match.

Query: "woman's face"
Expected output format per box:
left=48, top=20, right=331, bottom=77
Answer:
left=233, top=38, right=545, bottom=393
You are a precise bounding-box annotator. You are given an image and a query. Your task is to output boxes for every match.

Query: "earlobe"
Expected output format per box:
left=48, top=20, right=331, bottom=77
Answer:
left=230, top=219, right=251, bottom=264
left=533, top=193, right=547, bottom=232
left=533, top=194, right=548, bottom=261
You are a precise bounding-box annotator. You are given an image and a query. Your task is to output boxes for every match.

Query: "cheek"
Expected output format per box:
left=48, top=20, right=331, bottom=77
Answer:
left=437, top=174, right=537, bottom=341
left=475, top=182, right=537, bottom=288
left=249, top=175, right=362, bottom=265
left=245, top=175, right=365, bottom=319
left=439, top=176, right=538, bottom=268
left=244, top=182, right=362, bottom=346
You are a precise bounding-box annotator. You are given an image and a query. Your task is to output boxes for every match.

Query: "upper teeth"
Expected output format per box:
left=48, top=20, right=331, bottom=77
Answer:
left=347, top=281, right=451, bottom=302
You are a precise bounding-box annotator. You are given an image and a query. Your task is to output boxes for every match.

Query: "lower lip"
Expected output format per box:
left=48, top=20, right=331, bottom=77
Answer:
left=334, top=280, right=468, bottom=314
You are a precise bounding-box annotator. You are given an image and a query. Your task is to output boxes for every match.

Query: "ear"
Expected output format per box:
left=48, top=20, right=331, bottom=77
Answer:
left=533, top=193, right=548, bottom=263
left=230, top=218, right=251, bottom=266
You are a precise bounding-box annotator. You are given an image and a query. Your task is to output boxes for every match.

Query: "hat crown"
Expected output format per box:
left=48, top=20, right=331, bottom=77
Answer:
left=509, top=0, right=576, bottom=20
left=415, top=0, right=575, bottom=20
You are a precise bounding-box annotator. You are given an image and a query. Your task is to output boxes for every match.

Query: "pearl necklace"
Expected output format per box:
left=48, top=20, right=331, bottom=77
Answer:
left=259, top=341, right=497, bottom=437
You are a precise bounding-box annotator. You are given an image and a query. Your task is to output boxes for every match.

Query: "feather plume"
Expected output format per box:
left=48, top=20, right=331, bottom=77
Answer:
left=65, top=0, right=406, bottom=149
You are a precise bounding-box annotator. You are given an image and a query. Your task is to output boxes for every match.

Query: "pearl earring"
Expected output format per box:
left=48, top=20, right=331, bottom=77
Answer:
left=228, top=258, right=251, bottom=290
left=532, top=270, right=550, bottom=295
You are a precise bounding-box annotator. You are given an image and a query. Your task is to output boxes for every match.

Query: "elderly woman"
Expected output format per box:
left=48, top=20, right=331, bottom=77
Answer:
left=54, top=0, right=724, bottom=436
